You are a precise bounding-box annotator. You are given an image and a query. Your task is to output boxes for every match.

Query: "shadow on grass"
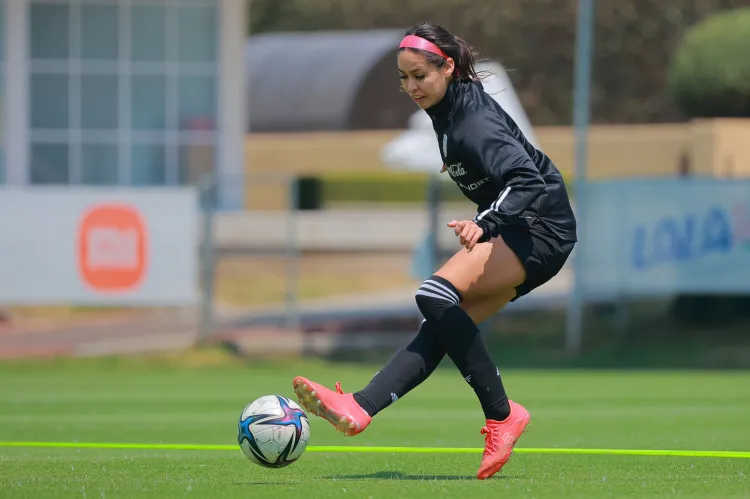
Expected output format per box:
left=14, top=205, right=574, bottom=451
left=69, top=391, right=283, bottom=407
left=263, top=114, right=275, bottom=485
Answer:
left=236, top=481, right=297, bottom=486
left=321, top=470, right=513, bottom=481
left=233, top=471, right=492, bottom=485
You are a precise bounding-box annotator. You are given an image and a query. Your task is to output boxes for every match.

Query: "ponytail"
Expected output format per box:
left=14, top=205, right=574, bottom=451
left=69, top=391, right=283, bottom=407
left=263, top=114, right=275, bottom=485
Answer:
left=453, top=34, right=480, bottom=81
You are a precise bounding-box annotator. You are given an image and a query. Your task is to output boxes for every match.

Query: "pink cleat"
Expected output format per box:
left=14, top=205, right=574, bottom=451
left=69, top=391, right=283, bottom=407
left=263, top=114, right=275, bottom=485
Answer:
left=293, top=376, right=372, bottom=436
left=476, top=400, right=531, bottom=480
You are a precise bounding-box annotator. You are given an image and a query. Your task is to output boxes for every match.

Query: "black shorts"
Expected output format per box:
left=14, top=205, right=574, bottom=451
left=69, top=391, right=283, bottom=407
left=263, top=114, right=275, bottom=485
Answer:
left=497, top=224, right=575, bottom=302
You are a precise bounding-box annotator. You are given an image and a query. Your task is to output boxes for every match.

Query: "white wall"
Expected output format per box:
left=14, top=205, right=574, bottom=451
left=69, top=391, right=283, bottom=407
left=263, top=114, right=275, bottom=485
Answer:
left=0, top=187, right=198, bottom=305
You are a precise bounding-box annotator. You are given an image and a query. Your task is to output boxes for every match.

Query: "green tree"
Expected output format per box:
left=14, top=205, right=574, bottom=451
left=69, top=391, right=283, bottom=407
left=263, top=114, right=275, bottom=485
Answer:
left=667, top=7, right=750, bottom=118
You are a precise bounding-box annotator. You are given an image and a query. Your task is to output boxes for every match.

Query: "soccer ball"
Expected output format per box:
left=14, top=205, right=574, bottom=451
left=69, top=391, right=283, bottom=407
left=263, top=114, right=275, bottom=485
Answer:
left=237, top=395, right=311, bottom=468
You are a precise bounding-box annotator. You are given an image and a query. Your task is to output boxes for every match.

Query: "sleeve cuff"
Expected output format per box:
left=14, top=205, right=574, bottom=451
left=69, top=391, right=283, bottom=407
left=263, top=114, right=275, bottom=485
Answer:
left=475, top=219, right=493, bottom=243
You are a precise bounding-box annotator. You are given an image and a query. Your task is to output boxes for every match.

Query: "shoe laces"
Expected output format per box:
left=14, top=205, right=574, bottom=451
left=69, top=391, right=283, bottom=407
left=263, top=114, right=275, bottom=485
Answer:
left=480, top=425, right=499, bottom=456
left=334, top=382, right=344, bottom=394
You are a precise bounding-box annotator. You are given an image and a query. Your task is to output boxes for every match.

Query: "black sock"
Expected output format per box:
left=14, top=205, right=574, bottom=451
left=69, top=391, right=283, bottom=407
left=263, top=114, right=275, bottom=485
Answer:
left=353, top=320, right=444, bottom=417
left=415, top=275, right=511, bottom=422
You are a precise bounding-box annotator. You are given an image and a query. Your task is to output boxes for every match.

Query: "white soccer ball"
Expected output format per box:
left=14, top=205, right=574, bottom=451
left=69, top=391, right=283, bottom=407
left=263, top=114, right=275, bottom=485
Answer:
left=237, top=395, right=311, bottom=468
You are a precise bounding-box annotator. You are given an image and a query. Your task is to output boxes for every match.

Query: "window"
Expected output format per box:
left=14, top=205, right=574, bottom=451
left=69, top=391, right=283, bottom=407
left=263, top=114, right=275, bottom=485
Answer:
left=30, top=73, right=69, bottom=130
left=131, top=74, right=166, bottom=131
left=81, top=4, right=118, bottom=61
left=178, top=6, right=217, bottom=63
left=30, top=143, right=69, bottom=184
left=30, top=3, right=70, bottom=60
left=131, top=143, right=166, bottom=186
left=131, top=5, right=166, bottom=62
left=81, top=142, right=118, bottom=185
left=178, top=76, right=216, bottom=131
left=81, top=74, right=119, bottom=130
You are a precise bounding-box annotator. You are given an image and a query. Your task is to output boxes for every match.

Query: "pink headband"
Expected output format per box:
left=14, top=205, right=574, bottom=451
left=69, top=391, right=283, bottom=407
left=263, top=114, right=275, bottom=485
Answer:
left=399, top=35, right=449, bottom=59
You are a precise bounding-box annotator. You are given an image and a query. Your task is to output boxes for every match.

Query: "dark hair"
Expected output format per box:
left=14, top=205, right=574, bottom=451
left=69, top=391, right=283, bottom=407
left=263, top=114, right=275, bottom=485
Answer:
left=399, top=22, right=484, bottom=81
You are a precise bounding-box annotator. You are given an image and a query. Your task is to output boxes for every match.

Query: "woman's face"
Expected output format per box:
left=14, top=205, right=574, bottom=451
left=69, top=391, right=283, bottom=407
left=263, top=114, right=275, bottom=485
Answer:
left=398, top=50, right=454, bottom=109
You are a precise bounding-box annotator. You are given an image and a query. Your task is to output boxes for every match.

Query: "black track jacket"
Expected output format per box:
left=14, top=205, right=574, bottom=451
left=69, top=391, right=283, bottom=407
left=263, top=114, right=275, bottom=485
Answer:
left=425, top=78, right=577, bottom=243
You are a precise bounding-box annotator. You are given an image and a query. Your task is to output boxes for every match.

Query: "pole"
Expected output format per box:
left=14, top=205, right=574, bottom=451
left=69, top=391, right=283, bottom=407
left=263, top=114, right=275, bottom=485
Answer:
left=285, top=175, right=301, bottom=331
left=198, top=173, right=216, bottom=345
left=566, top=0, right=594, bottom=354
left=427, top=173, right=441, bottom=272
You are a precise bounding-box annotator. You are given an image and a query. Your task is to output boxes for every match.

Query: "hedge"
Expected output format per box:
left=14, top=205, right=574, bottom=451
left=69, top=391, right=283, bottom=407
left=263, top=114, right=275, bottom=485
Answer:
left=319, top=172, right=467, bottom=205
left=296, top=170, right=573, bottom=207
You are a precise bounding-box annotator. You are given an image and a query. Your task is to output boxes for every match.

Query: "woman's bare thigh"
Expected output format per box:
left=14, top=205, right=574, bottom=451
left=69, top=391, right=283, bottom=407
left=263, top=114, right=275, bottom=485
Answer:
left=460, top=290, right=516, bottom=325
left=434, top=235, right=526, bottom=302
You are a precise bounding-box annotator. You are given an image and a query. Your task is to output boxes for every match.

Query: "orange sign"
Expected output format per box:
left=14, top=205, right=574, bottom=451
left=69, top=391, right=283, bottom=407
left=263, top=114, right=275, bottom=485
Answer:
left=78, top=204, right=148, bottom=291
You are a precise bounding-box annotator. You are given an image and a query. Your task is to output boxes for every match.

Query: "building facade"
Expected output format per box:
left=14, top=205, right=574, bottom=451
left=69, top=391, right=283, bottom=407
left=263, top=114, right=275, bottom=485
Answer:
left=1, top=0, right=246, bottom=208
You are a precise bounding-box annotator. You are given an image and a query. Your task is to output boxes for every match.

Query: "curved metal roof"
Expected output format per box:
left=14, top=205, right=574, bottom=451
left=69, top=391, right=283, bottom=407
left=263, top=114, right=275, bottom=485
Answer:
left=245, top=29, right=408, bottom=132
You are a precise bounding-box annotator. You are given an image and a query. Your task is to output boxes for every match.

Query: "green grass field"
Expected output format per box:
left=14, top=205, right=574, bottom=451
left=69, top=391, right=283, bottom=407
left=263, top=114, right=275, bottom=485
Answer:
left=0, top=355, right=748, bottom=498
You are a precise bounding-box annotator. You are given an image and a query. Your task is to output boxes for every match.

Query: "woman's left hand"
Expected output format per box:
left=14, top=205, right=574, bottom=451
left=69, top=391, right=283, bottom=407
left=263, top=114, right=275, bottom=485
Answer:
left=447, top=220, right=484, bottom=252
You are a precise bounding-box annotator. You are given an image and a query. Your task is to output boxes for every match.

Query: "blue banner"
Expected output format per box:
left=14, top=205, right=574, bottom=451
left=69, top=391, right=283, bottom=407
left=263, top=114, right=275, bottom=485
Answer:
left=580, top=179, right=750, bottom=295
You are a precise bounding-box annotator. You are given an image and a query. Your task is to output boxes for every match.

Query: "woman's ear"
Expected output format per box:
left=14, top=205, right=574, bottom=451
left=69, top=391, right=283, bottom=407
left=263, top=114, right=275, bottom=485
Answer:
left=444, top=57, right=456, bottom=78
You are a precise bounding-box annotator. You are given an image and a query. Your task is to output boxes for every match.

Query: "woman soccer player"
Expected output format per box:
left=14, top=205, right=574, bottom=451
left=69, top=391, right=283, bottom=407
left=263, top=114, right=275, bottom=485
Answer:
left=292, top=22, right=577, bottom=480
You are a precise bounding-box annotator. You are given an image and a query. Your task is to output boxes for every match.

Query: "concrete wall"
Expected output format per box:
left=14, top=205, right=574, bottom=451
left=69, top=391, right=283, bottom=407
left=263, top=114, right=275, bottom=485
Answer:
left=237, top=119, right=750, bottom=210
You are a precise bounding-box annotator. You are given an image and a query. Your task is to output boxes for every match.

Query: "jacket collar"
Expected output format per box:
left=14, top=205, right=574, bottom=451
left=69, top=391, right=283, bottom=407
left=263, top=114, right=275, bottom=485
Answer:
left=425, top=78, right=484, bottom=125
left=425, top=78, right=461, bottom=123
